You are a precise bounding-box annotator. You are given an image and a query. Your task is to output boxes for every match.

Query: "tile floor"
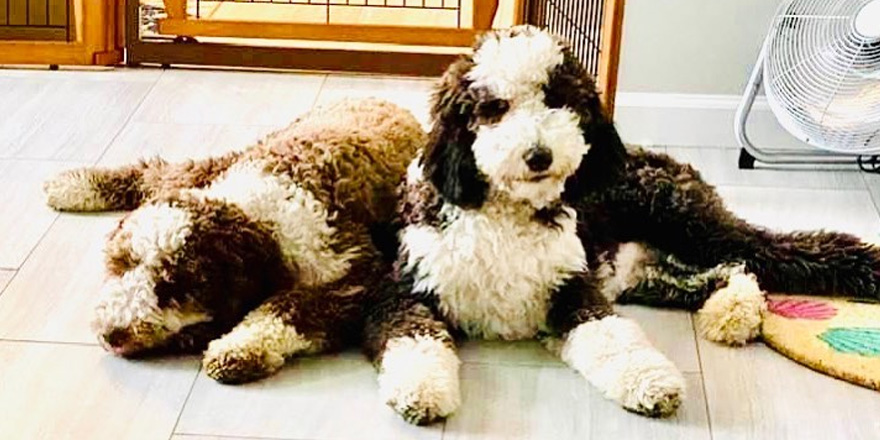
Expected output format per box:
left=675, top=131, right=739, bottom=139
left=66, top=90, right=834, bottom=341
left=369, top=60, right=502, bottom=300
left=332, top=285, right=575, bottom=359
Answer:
left=0, top=67, right=879, bottom=440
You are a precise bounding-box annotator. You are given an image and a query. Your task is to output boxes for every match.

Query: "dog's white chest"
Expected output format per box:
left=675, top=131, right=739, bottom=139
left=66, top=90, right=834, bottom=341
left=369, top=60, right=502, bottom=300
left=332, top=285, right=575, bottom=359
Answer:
left=402, top=204, right=586, bottom=340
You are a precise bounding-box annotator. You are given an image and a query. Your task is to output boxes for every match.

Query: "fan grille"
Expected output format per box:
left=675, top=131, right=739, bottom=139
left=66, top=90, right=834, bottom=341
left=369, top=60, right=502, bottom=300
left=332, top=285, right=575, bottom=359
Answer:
left=764, top=0, right=880, bottom=154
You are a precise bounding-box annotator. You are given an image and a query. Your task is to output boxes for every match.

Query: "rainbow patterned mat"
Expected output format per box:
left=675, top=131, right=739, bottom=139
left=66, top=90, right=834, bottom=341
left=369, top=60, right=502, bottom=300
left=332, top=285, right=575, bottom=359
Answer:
left=763, top=295, right=880, bottom=391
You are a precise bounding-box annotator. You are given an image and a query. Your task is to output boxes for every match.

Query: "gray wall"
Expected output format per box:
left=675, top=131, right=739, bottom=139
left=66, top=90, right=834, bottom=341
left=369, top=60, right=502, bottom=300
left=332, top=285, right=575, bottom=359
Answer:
left=617, top=0, right=783, bottom=95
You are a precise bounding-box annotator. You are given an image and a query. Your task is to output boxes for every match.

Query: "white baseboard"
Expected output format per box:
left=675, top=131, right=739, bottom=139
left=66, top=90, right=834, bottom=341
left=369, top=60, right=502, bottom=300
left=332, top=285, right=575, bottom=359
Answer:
left=613, top=92, right=803, bottom=149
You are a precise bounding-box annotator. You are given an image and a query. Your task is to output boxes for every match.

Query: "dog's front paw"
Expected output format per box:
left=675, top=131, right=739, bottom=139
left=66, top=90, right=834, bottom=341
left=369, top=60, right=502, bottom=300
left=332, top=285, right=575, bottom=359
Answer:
left=696, top=270, right=765, bottom=346
left=562, top=316, right=685, bottom=418
left=377, top=336, right=461, bottom=425
left=203, top=341, right=284, bottom=384
left=614, top=349, right=685, bottom=417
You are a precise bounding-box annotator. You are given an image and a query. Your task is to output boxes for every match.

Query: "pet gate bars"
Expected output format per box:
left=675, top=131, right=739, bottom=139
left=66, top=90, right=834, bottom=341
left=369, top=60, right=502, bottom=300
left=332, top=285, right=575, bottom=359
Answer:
left=518, top=0, right=626, bottom=116
left=0, top=0, right=71, bottom=41
left=128, top=0, right=499, bottom=75
left=191, top=0, right=467, bottom=29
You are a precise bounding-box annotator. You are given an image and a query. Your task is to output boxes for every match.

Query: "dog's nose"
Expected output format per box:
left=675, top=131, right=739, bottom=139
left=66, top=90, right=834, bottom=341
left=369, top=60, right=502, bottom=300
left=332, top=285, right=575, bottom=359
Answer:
left=523, top=146, right=553, bottom=172
left=102, top=328, right=129, bottom=349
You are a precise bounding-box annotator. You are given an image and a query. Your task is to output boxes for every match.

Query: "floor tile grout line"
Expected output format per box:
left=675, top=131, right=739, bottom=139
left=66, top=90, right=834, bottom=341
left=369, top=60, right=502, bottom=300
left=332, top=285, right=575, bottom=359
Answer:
left=690, top=314, right=715, bottom=440
left=309, top=74, right=331, bottom=110
left=0, top=157, right=94, bottom=165
left=0, top=212, right=58, bottom=300
left=460, top=358, right=704, bottom=373
left=92, top=72, right=326, bottom=151
left=92, top=70, right=165, bottom=166
left=860, top=172, right=880, bottom=221
left=169, top=364, right=203, bottom=440
left=713, top=184, right=875, bottom=196
left=0, top=338, right=96, bottom=347
left=0, top=270, right=14, bottom=297
left=172, top=433, right=308, bottom=440
left=459, top=360, right=566, bottom=369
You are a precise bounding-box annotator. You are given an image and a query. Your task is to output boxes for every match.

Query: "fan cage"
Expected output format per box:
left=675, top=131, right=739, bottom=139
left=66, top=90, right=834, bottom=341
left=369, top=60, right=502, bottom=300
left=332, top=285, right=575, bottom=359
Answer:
left=763, top=0, right=880, bottom=154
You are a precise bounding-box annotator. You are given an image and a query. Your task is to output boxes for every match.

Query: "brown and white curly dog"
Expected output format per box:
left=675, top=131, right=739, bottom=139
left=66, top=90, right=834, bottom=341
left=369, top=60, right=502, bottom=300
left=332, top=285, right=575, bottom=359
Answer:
left=44, top=98, right=424, bottom=384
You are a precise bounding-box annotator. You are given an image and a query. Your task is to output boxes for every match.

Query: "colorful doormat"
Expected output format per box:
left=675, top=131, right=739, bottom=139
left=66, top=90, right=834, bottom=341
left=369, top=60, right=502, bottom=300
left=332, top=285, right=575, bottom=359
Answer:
left=763, top=295, right=880, bottom=391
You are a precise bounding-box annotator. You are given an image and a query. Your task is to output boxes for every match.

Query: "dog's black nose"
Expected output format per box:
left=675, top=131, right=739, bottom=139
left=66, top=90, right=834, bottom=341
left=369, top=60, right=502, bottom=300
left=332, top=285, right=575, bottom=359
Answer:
left=102, top=328, right=129, bottom=348
left=523, top=146, right=553, bottom=172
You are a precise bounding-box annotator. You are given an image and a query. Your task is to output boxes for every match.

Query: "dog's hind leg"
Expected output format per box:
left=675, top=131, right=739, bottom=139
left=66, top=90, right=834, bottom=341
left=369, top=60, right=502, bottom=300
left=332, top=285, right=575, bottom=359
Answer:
left=603, top=244, right=765, bottom=345
left=607, top=243, right=750, bottom=310
left=203, top=281, right=368, bottom=384
left=43, top=151, right=241, bottom=212
left=601, top=149, right=880, bottom=300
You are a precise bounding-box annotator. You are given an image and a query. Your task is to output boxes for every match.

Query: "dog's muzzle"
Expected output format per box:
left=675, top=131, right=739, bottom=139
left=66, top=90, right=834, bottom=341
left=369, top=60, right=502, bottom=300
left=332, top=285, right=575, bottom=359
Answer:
left=523, top=145, right=553, bottom=172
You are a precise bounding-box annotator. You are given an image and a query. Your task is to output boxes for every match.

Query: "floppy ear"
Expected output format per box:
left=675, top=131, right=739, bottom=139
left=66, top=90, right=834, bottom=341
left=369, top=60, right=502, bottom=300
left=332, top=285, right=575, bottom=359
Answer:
left=422, top=57, right=489, bottom=209
left=567, top=108, right=628, bottom=200
left=547, top=51, right=627, bottom=203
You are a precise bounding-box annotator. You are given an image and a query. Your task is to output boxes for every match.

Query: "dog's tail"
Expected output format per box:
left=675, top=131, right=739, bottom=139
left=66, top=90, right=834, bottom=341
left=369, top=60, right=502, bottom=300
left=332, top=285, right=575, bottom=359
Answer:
left=608, top=149, right=880, bottom=299
left=711, top=226, right=880, bottom=299
left=44, top=152, right=241, bottom=212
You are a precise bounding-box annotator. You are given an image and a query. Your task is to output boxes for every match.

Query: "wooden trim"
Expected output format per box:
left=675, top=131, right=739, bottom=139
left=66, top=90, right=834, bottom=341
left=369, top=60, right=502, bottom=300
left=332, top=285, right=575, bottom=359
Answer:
left=512, top=0, right=527, bottom=25
left=473, top=0, right=500, bottom=30
left=0, top=41, right=92, bottom=64
left=157, top=19, right=480, bottom=48
left=128, top=39, right=458, bottom=76
left=0, top=0, right=122, bottom=65
left=135, top=0, right=501, bottom=75
left=164, top=0, right=186, bottom=19
left=117, top=0, right=126, bottom=49
left=93, top=49, right=122, bottom=65
left=597, top=0, right=625, bottom=118
left=0, top=26, right=69, bottom=41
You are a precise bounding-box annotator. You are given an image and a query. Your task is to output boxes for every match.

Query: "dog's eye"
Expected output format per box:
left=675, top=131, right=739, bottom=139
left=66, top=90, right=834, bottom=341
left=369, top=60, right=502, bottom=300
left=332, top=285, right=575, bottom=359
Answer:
left=475, top=99, right=510, bottom=120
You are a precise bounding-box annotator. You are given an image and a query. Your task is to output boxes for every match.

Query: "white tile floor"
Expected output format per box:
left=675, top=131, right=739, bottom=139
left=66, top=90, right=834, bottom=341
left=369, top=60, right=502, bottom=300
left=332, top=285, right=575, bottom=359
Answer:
left=0, top=67, right=879, bottom=440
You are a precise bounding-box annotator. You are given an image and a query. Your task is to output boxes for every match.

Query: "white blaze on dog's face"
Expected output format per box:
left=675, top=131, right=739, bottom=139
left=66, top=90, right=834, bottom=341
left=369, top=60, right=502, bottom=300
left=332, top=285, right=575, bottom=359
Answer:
left=93, top=203, right=210, bottom=356
left=464, top=27, right=590, bottom=209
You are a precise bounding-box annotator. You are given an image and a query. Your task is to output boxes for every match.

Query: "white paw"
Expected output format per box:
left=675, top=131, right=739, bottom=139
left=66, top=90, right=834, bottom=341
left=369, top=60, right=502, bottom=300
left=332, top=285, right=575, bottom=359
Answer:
left=377, top=335, right=461, bottom=425
left=562, top=316, right=685, bottom=417
left=607, top=347, right=686, bottom=416
left=43, top=168, right=107, bottom=211
left=696, top=271, right=765, bottom=346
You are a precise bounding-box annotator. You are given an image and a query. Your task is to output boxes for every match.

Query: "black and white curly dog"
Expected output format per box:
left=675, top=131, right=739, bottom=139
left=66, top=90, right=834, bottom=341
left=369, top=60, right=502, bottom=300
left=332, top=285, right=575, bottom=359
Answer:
left=362, top=25, right=880, bottom=424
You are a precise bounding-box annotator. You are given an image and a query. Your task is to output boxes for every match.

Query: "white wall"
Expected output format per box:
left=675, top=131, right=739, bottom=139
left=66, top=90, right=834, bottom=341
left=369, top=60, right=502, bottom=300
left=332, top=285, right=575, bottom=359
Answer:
left=617, top=0, right=782, bottom=95
left=614, top=0, right=797, bottom=147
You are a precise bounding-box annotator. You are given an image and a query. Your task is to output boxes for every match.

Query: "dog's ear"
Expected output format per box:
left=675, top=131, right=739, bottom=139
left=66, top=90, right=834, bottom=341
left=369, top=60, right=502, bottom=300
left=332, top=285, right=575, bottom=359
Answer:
left=546, top=50, right=627, bottom=202
left=423, top=57, right=489, bottom=209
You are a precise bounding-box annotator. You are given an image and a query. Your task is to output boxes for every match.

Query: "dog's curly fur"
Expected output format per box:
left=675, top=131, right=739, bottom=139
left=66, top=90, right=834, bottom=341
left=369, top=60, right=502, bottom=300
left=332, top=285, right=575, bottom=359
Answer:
left=43, top=25, right=880, bottom=425
left=361, top=25, right=880, bottom=425
left=44, top=98, right=424, bottom=383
